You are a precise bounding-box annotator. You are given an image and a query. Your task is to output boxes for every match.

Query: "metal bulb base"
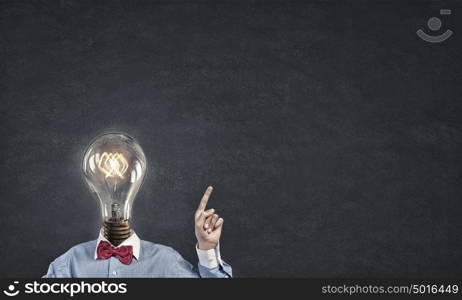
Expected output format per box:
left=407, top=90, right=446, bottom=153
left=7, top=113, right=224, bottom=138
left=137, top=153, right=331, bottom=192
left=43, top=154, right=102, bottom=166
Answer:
left=103, top=219, right=131, bottom=247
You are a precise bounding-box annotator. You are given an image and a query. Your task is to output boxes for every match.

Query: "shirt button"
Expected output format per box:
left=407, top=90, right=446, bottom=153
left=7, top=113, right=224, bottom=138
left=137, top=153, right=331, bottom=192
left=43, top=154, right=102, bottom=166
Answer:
left=112, top=270, right=117, bottom=276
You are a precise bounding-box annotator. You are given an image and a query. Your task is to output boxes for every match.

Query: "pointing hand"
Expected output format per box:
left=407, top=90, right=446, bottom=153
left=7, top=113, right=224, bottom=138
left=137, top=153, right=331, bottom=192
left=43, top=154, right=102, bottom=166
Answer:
left=194, top=186, right=224, bottom=250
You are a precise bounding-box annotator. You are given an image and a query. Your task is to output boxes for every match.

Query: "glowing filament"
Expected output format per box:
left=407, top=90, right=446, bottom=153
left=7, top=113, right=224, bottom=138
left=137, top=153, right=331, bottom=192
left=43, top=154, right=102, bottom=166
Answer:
left=97, top=152, right=129, bottom=179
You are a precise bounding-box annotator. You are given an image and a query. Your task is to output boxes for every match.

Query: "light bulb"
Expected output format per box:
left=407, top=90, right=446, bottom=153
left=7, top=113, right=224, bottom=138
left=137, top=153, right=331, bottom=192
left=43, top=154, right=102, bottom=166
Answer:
left=82, top=133, right=147, bottom=246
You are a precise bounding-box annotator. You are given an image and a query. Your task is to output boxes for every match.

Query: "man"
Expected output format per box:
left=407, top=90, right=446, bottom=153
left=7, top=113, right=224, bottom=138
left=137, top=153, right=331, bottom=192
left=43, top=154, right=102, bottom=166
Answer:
left=43, top=186, right=232, bottom=278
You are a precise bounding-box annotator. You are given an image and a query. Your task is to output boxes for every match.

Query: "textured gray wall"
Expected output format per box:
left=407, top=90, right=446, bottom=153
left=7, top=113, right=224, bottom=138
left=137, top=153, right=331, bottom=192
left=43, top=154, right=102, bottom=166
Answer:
left=1, top=0, right=461, bottom=277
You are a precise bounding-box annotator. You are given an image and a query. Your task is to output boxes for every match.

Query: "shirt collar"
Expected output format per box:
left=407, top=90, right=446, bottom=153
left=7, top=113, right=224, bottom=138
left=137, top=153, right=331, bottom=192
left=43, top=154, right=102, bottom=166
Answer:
left=94, top=229, right=141, bottom=260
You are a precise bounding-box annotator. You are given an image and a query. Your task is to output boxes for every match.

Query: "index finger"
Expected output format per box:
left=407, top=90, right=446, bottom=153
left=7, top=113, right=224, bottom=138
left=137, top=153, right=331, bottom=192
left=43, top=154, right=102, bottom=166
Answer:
left=196, top=186, right=213, bottom=212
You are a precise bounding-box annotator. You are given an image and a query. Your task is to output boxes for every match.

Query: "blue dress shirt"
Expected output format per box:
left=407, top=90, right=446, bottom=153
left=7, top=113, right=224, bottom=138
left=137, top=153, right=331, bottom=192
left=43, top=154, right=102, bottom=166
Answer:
left=43, top=231, right=232, bottom=278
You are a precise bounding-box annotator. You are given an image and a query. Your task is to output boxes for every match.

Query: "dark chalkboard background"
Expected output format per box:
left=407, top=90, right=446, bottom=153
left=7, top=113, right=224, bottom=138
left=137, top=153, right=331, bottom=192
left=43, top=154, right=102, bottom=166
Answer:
left=1, top=0, right=461, bottom=277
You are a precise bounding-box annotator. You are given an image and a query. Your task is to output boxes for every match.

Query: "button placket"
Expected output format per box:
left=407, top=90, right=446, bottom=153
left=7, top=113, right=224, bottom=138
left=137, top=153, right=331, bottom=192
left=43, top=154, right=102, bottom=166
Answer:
left=109, top=256, right=119, bottom=278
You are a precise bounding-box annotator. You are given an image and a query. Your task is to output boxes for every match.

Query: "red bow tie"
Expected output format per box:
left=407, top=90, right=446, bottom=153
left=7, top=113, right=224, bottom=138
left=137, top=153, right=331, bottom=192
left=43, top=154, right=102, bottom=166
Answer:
left=97, top=241, right=133, bottom=265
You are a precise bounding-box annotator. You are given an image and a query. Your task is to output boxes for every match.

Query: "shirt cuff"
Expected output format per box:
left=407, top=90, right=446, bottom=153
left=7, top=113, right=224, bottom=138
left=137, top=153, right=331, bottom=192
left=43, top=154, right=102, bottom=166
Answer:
left=196, top=243, right=223, bottom=269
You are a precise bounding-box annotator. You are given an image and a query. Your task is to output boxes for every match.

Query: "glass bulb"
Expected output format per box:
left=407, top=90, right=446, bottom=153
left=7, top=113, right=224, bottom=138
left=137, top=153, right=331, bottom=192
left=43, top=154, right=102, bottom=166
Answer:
left=82, top=133, right=146, bottom=243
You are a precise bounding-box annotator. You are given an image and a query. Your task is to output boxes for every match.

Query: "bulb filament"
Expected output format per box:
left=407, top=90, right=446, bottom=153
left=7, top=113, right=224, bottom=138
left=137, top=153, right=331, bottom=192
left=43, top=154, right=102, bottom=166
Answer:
left=97, top=152, right=129, bottom=179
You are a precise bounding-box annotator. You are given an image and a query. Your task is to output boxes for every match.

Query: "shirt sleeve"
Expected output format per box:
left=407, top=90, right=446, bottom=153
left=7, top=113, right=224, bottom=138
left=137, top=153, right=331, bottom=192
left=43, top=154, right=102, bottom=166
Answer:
left=42, top=255, right=71, bottom=278
left=172, top=245, right=232, bottom=278
left=195, top=243, right=232, bottom=278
